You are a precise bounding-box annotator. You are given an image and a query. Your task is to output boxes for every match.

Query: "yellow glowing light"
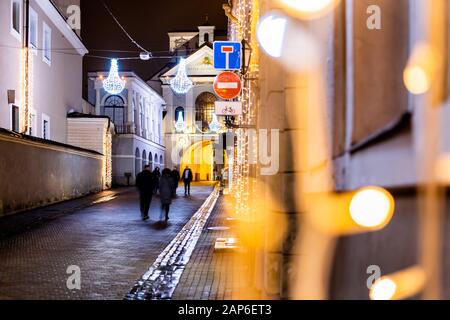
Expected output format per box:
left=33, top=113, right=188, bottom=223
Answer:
left=349, top=187, right=394, bottom=228
left=369, top=267, right=426, bottom=300
left=370, top=278, right=397, bottom=300
left=403, top=44, right=437, bottom=95
left=276, top=0, right=338, bottom=19
left=282, top=0, right=334, bottom=12
left=404, top=66, right=430, bottom=95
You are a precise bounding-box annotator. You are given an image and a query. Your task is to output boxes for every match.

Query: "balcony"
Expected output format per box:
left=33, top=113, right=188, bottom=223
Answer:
left=115, top=124, right=135, bottom=135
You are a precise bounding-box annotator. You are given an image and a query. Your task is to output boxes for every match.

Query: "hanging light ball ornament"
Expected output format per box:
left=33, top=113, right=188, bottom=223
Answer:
left=103, top=59, right=125, bottom=95
left=209, top=114, right=222, bottom=133
left=175, top=110, right=187, bottom=133
left=170, top=58, right=193, bottom=94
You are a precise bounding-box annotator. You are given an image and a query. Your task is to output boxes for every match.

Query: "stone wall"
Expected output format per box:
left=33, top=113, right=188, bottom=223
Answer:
left=0, top=130, right=103, bottom=215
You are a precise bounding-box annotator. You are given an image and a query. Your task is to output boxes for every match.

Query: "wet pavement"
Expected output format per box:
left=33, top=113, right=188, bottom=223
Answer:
left=0, top=183, right=214, bottom=300
left=126, top=185, right=220, bottom=300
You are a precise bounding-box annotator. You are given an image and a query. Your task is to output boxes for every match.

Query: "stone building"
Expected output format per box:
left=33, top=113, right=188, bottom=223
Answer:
left=87, top=71, right=166, bottom=186
left=149, top=21, right=228, bottom=181
left=231, top=0, right=450, bottom=300
left=0, top=0, right=112, bottom=215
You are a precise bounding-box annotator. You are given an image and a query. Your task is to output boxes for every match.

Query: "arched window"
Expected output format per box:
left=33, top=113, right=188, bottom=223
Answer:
left=135, top=148, right=140, bottom=176
left=154, top=153, right=158, bottom=164
left=204, top=33, right=209, bottom=43
left=142, top=150, right=147, bottom=169
left=149, top=152, right=153, bottom=170
left=160, top=155, right=163, bottom=166
left=104, top=95, right=125, bottom=126
left=195, top=92, right=216, bottom=131
left=175, top=106, right=185, bottom=122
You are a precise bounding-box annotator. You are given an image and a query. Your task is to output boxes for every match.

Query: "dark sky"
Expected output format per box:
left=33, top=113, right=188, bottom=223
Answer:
left=81, top=0, right=228, bottom=96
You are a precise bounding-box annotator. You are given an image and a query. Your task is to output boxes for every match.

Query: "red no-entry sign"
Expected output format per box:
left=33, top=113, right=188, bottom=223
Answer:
left=213, top=72, right=242, bottom=100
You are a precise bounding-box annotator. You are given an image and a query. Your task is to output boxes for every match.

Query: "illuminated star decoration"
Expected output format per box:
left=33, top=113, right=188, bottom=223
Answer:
left=209, top=113, right=222, bottom=133
left=103, top=59, right=125, bottom=95
left=175, top=110, right=187, bottom=133
left=170, top=58, right=193, bottom=94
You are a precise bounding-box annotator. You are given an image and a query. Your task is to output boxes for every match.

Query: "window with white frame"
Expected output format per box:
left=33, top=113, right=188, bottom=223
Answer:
left=29, top=7, right=38, bottom=49
left=42, top=114, right=50, bottom=140
left=11, top=105, right=20, bottom=133
left=42, top=23, right=52, bottom=65
left=28, top=110, right=37, bottom=136
left=10, top=0, right=22, bottom=40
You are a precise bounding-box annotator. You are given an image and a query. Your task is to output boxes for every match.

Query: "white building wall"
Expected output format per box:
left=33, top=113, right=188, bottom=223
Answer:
left=0, top=0, right=86, bottom=143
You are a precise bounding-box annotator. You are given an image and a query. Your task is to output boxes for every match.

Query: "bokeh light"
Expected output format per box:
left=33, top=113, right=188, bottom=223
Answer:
left=370, top=278, right=397, bottom=300
left=349, top=187, right=395, bottom=228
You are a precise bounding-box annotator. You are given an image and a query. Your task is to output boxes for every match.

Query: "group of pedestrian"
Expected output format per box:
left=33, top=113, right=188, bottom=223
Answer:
left=135, top=165, right=194, bottom=222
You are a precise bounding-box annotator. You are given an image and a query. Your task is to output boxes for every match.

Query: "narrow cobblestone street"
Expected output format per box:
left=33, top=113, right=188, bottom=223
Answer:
left=0, top=183, right=214, bottom=300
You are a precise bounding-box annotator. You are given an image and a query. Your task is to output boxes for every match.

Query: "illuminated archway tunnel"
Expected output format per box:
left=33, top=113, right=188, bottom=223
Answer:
left=180, top=140, right=228, bottom=181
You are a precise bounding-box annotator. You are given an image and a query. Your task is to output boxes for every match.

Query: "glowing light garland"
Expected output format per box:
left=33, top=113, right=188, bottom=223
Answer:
left=209, top=113, right=222, bottom=133
left=103, top=59, right=125, bottom=95
left=229, top=0, right=259, bottom=217
left=170, top=58, right=193, bottom=94
left=175, top=110, right=187, bottom=133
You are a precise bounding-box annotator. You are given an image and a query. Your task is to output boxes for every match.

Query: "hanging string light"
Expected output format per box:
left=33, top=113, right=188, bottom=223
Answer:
left=103, top=59, right=125, bottom=95
left=170, top=58, right=193, bottom=94
left=209, top=113, right=222, bottom=133
left=175, top=110, right=187, bottom=133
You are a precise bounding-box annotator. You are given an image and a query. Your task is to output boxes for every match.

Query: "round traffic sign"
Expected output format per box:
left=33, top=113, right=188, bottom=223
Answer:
left=213, top=72, right=242, bottom=100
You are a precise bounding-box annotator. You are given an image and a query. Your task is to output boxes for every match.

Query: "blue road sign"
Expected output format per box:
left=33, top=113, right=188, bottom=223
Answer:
left=213, top=41, right=242, bottom=70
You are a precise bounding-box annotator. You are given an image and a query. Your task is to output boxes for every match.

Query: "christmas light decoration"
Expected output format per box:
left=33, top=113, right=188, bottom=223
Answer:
left=103, top=59, right=125, bottom=95
left=175, top=110, right=187, bottom=133
left=209, top=114, right=222, bottom=133
left=170, top=58, right=193, bottom=94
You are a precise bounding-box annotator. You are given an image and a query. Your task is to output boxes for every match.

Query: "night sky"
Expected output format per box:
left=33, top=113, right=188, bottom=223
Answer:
left=81, top=0, right=228, bottom=97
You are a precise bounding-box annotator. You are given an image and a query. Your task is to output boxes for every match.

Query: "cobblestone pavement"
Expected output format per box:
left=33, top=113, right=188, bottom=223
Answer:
left=126, top=185, right=220, bottom=300
left=172, top=195, right=256, bottom=300
left=0, top=183, right=214, bottom=300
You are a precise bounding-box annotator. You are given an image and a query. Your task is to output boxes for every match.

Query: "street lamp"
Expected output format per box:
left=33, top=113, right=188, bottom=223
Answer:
left=241, top=39, right=253, bottom=77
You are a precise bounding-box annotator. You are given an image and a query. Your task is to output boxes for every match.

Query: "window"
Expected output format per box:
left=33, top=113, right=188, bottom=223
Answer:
left=104, top=95, right=125, bottom=127
left=175, top=106, right=185, bottom=122
left=28, top=110, right=37, bottom=136
left=29, top=8, right=38, bottom=49
left=42, top=114, right=50, bottom=140
left=195, top=92, right=216, bottom=131
left=10, top=0, right=22, bottom=40
left=11, top=105, right=19, bottom=133
left=43, top=22, right=52, bottom=65
left=142, top=150, right=147, bottom=169
left=351, top=0, right=409, bottom=147
left=135, top=148, right=140, bottom=176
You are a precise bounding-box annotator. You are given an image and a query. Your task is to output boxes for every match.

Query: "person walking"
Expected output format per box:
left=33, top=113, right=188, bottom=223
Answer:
left=135, top=165, right=156, bottom=221
left=182, top=166, right=193, bottom=196
left=153, top=167, right=161, bottom=195
left=171, top=167, right=181, bottom=197
left=159, top=168, right=173, bottom=221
